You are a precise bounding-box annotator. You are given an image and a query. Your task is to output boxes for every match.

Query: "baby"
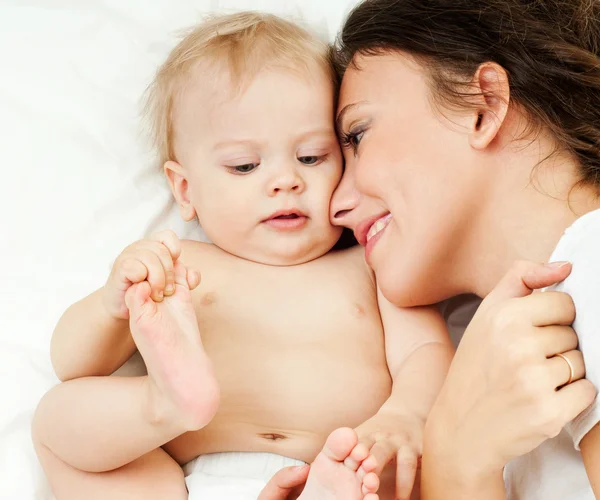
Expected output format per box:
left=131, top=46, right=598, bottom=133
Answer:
left=32, top=12, right=453, bottom=500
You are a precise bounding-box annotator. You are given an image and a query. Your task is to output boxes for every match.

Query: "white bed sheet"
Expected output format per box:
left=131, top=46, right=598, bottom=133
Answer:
left=0, top=1, right=358, bottom=498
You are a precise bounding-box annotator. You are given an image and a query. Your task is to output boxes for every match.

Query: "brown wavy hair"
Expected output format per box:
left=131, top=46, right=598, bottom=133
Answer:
left=333, top=0, right=600, bottom=188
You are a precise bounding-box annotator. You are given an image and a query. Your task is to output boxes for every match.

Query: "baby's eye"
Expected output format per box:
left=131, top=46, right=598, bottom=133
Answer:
left=297, top=155, right=323, bottom=166
left=229, top=163, right=258, bottom=174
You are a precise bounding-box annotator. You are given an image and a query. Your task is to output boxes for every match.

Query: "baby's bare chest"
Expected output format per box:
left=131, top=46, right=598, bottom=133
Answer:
left=191, top=259, right=382, bottom=346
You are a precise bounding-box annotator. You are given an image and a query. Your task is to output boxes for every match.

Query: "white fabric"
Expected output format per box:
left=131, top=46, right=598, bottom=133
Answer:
left=0, top=2, right=358, bottom=499
left=184, top=452, right=306, bottom=500
left=504, top=208, right=600, bottom=499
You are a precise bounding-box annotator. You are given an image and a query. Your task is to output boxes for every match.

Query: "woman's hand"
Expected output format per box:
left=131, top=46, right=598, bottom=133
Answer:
left=258, top=465, right=309, bottom=500
left=422, top=261, right=597, bottom=498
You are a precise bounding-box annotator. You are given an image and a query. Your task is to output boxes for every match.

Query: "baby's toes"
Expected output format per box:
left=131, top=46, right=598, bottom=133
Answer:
left=357, top=453, right=378, bottom=480
left=362, top=471, right=380, bottom=495
left=344, top=442, right=370, bottom=471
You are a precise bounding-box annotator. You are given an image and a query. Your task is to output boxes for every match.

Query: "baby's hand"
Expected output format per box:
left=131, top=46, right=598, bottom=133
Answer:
left=354, top=410, right=423, bottom=500
left=103, top=230, right=200, bottom=319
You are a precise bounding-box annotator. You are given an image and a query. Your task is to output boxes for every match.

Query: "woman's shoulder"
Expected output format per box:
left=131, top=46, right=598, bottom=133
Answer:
left=547, top=208, right=600, bottom=319
left=551, top=208, right=600, bottom=263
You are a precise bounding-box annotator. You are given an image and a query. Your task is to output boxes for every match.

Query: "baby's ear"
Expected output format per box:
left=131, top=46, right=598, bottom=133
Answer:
left=164, top=160, right=197, bottom=221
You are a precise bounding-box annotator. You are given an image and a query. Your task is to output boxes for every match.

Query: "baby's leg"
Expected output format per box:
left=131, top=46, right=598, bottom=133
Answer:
left=35, top=443, right=188, bottom=500
left=32, top=376, right=195, bottom=472
left=32, top=261, right=219, bottom=472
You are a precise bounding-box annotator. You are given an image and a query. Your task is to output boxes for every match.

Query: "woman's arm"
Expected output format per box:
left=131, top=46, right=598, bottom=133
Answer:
left=560, top=237, right=600, bottom=496
left=581, top=425, right=600, bottom=496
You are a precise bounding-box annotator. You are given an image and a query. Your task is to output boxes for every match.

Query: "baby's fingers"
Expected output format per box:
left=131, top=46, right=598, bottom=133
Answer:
left=395, top=447, right=419, bottom=500
left=146, top=241, right=176, bottom=297
left=151, top=230, right=182, bottom=261
left=136, top=249, right=167, bottom=301
left=186, top=268, right=201, bottom=290
left=118, top=258, right=148, bottom=286
left=368, top=440, right=396, bottom=476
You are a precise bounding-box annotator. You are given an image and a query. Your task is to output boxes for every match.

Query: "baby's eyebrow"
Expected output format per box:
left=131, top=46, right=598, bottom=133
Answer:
left=212, top=139, right=259, bottom=152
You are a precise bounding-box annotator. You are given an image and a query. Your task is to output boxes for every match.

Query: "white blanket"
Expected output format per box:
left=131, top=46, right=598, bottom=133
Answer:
left=0, top=1, right=358, bottom=498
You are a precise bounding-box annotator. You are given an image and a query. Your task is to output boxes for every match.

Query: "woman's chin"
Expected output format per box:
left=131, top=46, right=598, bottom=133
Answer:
left=375, top=257, right=442, bottom=307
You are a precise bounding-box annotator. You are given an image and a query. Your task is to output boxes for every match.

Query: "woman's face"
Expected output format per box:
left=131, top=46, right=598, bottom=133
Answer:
left=331, top=52, right=489, bottom=307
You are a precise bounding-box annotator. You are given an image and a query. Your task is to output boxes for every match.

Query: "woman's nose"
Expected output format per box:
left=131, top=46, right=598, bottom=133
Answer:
left=330, top=171, right=360, bottom=228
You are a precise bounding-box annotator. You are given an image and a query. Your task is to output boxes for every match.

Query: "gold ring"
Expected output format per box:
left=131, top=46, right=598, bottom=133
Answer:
left=556, top=352, right=574, bottom=385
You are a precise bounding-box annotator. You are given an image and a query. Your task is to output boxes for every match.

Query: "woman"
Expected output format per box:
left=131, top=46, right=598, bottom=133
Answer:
left=263, top=0, right=600, bottom=498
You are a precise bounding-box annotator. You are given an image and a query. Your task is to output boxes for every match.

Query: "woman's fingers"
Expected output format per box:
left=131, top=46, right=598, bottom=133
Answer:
left=519, top=292, right=576, bottom=327
left=484, top=260, right=571, bottom=304
left=556, top=379, right=598, bottom=423
left=538, top=326, right=579, bottom=357
left=521, top=261, right=572, bottom=291
left=548, top=349, right=585, bottom=387
left=257, top=465, right=309, bottom=500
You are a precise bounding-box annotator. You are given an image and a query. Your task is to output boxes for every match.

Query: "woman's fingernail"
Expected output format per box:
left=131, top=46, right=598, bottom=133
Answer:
left=546, top=261, right=570, bottom=269
left=293, top=465, right=308, bottom=471
left=165, top=285, right=174, bottom=295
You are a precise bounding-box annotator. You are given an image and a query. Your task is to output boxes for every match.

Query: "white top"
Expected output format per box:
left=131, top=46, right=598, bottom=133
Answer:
left=504, top=208, right=600, bottom=499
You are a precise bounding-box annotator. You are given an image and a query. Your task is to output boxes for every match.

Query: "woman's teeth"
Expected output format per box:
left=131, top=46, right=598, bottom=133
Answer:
left=366, top=214, right=392, bottom=242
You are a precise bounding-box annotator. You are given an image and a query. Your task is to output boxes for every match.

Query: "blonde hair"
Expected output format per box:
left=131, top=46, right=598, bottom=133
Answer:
left=145, top=11, right=335, bottom=166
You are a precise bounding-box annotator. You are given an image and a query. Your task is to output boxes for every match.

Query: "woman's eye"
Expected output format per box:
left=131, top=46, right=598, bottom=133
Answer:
left=298, top=155, right=323, bottom=165
left=230, top=163, right=258, bottom=174
left=341, top=129, right=365, bottom=154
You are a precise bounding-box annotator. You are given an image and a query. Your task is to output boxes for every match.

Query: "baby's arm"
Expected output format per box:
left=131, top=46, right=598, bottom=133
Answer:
left=51, top=288, right=134, bottom=381
left=376, top=288, right=453, bottom=424
left=353, top=289, right=453, bottom=500
left=51, top=230, right=192, bottom=381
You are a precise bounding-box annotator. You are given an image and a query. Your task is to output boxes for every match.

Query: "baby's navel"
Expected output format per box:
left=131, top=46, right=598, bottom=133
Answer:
left=258, top=433, right=288, bottom=441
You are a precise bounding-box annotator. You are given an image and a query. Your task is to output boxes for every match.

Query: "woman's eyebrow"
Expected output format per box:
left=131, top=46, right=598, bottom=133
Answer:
left=335, top=101, right=366, bottom=133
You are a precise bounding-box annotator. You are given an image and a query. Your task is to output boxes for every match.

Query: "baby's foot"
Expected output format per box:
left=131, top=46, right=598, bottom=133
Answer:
left=299, top=428, right=380, bottom=500
left=126, top=261, right=219, bottom=431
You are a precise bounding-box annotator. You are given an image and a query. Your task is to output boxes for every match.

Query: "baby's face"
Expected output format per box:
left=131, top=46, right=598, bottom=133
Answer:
left=169, top=65, right=343, bottom=265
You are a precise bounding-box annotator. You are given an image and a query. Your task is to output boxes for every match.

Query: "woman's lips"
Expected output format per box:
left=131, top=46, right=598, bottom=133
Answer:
left=364, top=213, right=392, bottom=260
left=366, top=213, right=392, bottom=242
left=354, top=212, right=391, bottom=246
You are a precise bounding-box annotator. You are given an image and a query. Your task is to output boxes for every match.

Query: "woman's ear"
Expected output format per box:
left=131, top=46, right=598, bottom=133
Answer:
left=164, top=160, right=197, bottom=221
left=469, top=62, right=510, bottom=150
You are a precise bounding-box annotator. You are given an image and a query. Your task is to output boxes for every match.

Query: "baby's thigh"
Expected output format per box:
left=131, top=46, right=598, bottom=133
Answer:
left=36, top=444, right=187, bottom=500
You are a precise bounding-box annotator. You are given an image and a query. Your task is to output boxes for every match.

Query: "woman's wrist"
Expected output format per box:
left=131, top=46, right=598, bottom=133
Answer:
left=422, top=411, right=506, bottom=499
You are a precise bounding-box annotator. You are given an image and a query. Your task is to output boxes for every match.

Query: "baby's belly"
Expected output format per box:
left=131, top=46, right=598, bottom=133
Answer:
left=164, top=340, right=392, bottom=464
